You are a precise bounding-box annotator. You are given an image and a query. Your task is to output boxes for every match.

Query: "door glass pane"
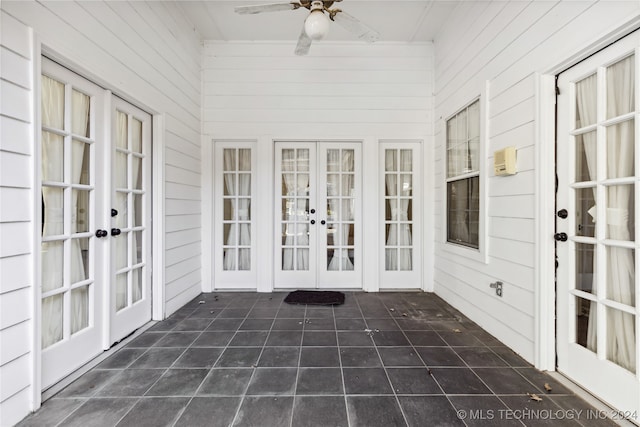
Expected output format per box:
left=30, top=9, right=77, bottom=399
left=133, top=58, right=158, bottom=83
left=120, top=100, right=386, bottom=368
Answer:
left=343, top=150, right=354, bottom=172
left=42, top=241, right=63, bottom=292
left=575, top=131, right=597, bottom=182
left=575, top=296, right=596, bottom=352
left=116, top=112, right=127, bottom=149
left=116, top=273, right=127, bottom=311
left=575, top=74, right=597, bottom=128
left=224, top=149, right=236, bottom=170
left=132, top=156, right=143, bottom=190
left=606, top=308, right=635, bottom=373
left=327, top=149, right=339, bottom=171
left=73, top=189, right=90, bottom=233
left=385, top=248, right=397, bottom=271
left=42, top=132, right=64, bottom=182
left=606, top=120, right=634, bottom=179
left=133, top=231, right=143, bottom=265
left=400, top=249, right=412, bottom=271
left=238, top=174, right=251, bottom=196
left=297, top=149, right=309, bottom=171
left=575, top=187, right=596, bottom=237
left=42, top=294, right=63, bottom=348
left=606, top=247, right=635, bottom=306
left=115, top=192, right=128, bottom=228
left=131, top=118, right=142, bottom=154
left=115, top=151, right=127, bottom=188
left=133, top=194, right=143, bottom=227
left=575, top=243, right=595, bottom=294
left=400, top=175, right=412, bottom=197
left=607, top=55, right=634, bottom=120
left=239, top=149, right=251, bottom=171
left=72, top=140, right=90, bottom=185
left=224, top=248, right=236, bottom=270
left=42, top=76, right=65, bottom=129
left=116, top=232, right=128, bottom=270
left=297, top=248, right=309, bottom=270
left=42, top=187, right=64, bottom=236
left=132, top=268, right=142, bottom=303
left=71, top=239, right=89, bottom=283
left=606, top=185, right=634, bottom=241
left=70, top=285, right=89, bottom=334
left=72, top=90, right=90, bottom=137
left=239, top=249, right=251, bottom=271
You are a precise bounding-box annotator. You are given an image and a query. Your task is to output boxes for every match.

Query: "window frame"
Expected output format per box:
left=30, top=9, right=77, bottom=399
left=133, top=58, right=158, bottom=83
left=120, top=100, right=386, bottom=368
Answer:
left=442, top=85, right=488, bottom=264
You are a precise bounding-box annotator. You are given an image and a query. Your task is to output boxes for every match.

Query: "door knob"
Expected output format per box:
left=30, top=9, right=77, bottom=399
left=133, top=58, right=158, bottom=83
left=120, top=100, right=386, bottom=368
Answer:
left=111, top=228, right=122, bottom=236
left=111, top=209, right=118, bottom=217
left=554, top=232, right=568, bottom=242
left=95, top=229, right=108, bottom=238
left=320, top=220, right=326, bottom=225
left=310, top=220, right=316, bottom=224
left=310, top=209, right=316, bottom=214
left=557, top=209, right=568, bottom=219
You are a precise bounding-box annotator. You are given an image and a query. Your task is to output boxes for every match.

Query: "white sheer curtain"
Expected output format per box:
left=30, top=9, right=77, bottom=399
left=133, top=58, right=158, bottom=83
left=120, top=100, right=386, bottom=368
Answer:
left=115, top=113, right=128, bottom=309
left=281, top=149, right=309, bottom=271
left=328, top=150, right=354, bottom=271
left=384, top=150, right=412, bottom=270
left=70, top=90, right=89, bottom=333
left=605, top=56, right=635, bottom=372
left=578, top=58, right=636, bottom=372
left=131, top=118, right=142, bottom=302
left=41, top=76, right=65, bottom=348
left=223, top=149, right=252, bottom=270
left=576, top=74, right=599, bottom=353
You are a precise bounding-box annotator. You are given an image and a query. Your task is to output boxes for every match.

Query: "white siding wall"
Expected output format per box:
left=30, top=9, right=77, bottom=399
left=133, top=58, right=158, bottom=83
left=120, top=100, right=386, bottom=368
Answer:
left=0, top=2, right=201, bottom=424
left=0, top=12, right=35, bottom=427
left=201, top=41, right=434, bottom=292
left=433, top=1, right=640, bottom=364
left=203, top=41, right=433, bottom=138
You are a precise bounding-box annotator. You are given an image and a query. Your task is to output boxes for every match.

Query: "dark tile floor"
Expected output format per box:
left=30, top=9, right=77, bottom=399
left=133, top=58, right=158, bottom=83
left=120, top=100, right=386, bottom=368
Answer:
left=19, top=292, right=617, bottom=427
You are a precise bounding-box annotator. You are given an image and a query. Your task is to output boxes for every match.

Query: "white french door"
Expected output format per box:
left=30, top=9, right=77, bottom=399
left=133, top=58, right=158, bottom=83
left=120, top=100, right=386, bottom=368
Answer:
left=109, top=97, right=152, bottom=344
left=556, top=32, right=640, bottom=415
left=40, top=59, right=151, bottom=389
left=274, top=142, right=362, bottom=289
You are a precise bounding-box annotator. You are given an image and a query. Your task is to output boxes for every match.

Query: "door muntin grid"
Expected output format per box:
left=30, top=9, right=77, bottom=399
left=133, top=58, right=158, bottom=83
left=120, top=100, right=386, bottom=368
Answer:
left=384, top=148, right=414, bottom=271
left=325, top=148, right=356, bottom=271
left=113, top=110, right=146, bottom=312
left=41, top=75, right=95, bottom=349
left=567, top=53, right=637, bottom=374
left=280, top=148, right=311, bottom=271
left=222, top=148, right=252, bottom=271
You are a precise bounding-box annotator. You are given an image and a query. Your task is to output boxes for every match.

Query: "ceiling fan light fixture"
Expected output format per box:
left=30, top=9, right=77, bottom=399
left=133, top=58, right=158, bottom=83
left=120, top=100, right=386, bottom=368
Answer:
left=304, top=3, right=330, bottom=40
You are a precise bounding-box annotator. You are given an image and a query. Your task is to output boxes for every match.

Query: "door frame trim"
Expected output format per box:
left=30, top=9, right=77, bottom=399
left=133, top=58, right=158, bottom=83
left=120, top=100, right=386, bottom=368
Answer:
left=534, top=15, right=640, bottom=372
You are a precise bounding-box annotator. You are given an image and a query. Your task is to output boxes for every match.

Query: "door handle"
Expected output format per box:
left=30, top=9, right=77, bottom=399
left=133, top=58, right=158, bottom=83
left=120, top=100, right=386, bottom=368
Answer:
left=310, top=220, right=316, bottom=225
left=320, top=220, right=326, bottom=225
left=95, top=229, right=108, bottom=238
left=554, top=232, right=568, bottom=242
left=557, top=209, right=568, bottom=219
left=111, top=228, right=122, bottom=236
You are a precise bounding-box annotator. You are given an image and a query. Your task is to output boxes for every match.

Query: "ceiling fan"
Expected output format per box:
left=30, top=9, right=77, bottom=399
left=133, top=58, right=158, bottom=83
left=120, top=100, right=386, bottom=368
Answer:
left=234, top=0, right=380, bottom=56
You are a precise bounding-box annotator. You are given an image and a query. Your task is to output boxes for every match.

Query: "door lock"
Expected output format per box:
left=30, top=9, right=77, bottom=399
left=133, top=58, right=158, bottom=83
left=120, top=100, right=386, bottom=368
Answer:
left=554, top=232, right=568, bottom=242
left=95, top=229, right=108, bottom=238
left=557, top=209, right=568, bottom=219
left=111, top=228, right=122, bottom=236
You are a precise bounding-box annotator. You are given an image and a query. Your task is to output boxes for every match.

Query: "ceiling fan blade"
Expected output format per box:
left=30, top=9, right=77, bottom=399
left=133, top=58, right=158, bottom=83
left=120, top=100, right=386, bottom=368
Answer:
left=235, top=2, right=301, bottom=15
left=294, top=25, right=312, bottom=56
left=332, top=10, right=380, bottom=43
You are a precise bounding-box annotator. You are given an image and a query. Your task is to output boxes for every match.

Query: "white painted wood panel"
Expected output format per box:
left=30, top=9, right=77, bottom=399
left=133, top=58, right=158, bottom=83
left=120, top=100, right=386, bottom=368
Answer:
left=0, top=255, right=30, bottom=293
left=433, top=0, right=640, bottom=366
left=0, top=116, right=31, bottom=156
left=0, top=80, right=30, bottom=122
left=0, top=287, right=30, bottom=330
left=1, top=47, right=31, bottom=89
left=0, top=152, right=31, bottom=188
left=0, top=320, right=30, bottom=365
left=0, top=354, right=30, bottom=401
left=0, top=188, right=31, bottom=222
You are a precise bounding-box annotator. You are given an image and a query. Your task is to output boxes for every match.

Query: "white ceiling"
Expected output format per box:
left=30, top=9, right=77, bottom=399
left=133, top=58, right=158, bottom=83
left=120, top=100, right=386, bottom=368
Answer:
left=176, top=0, right=461, bottom=42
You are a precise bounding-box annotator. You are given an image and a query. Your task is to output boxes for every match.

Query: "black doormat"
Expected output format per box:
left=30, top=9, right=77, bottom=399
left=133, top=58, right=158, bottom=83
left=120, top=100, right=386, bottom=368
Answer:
left=284, top=290, right=345, bottom=306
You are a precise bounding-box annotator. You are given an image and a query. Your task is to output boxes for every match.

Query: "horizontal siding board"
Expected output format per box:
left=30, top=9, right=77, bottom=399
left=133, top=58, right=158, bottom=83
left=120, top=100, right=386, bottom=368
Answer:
left=204, top=69, right=429, bottom=85
left=0, top=386, right=30, bottom=426
left=165, top=214, right=201, bottom=233
left=1, top=46, right=31, bottom=88
left=165, top=165, right=201, bottom=187
left=489, top=217, right=535, bottom=243
left=165, top=283, right=201, bottom=317
left=488, top=170, right=534, bottom=197
left=165, top=241, right=201, bottom=267
left=204, top=82, right=432, bottom=98
left=165, top=270, right=200, bottom=301
left=488, top=195, right=535, bottom=219
left=165, top=147, right=201, bottom=174
left=205, top=95, right=430, bottom=111
left=0, top=188, right=31, bottom=222
left=165, top=182, right=201, bottom=201
left=165, top=256, right=200, bottom=284
left=203, top=55, right=432, bottom=71
left=205, top=109, right=431, bottom=124
left=0, top=255, right=31, bottom=294
left=0, top=81, right=30, bottom=122
left=165, top=228, right=201, bottom=250
left=0, top=223, right=30, bottom=258
left=0, top=151, right=31, bottom=188
left=489, top=96, right=535, bottom=138
left=0, top=320, right=30, bottom=365
left=0, top=354, right=30, bottom=402
left=0, top=11, right=32, bottom=58
left=0, top=116, right=32, bottom=155
left=0, top=287, right=30, bottom=330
